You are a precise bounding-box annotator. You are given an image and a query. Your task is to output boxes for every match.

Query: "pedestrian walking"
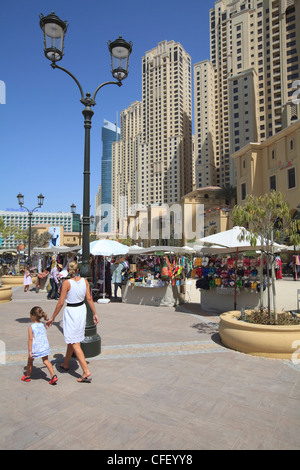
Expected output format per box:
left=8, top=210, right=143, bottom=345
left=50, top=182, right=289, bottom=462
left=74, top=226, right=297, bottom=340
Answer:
left=47, top=263, right=61, bottom=300
left=46, top=261, right=99, bottom=383
left=111, top=257, right=125, bottom=299
left=21, top=306, right=58, bottom=385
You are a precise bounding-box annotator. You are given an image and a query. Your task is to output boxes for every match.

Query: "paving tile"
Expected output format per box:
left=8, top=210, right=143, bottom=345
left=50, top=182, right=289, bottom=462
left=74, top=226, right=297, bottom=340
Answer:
left=1, top=283, right=300, bottom=450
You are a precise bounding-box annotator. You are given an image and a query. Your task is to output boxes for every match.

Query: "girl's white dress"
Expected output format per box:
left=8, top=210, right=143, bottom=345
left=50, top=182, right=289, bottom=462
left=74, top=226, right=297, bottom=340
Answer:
left=63, top=278, right=87, bottom=344
left=31, top=323, right=50, bottom=359
left=23, top=272, right=32, bottom=286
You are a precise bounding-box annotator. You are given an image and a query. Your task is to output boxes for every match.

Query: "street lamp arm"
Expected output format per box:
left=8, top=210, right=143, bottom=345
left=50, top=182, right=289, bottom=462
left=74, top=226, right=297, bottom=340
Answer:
left=51, top=63, right=122, bottom=106
left=20, top=205, right=42, bottom=215
left=21, top=205, right=41, bottom=216
left=92, top=80, right=122, bottom=103
left=20, top=206, right=31, bottom=214
left=51, top=62, right=85, bottom=101
left=31, top=206, right=42, bottom=214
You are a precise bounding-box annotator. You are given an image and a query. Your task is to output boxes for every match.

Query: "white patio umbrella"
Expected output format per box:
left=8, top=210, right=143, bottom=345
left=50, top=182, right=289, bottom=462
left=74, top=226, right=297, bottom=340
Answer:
left=90, top=239, right=129, bottom=257
left=197, top=226, right=287, bottom=252
left=197, top=226, right=259, bottom=250
left=90, top=240, right=129, bottom=304
left=128, top=245, right=145, bottom=254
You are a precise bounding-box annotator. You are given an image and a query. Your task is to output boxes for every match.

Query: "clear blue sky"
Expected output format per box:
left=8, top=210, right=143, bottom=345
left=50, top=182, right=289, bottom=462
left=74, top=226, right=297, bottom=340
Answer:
left=0, top=0, right=214, bottom=215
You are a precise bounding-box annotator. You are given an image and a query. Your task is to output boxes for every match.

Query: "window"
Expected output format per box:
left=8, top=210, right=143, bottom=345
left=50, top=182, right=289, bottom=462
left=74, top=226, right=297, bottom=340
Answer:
left=241, top=183, right=246, bottom=201
left=287, top=167, right=296, bottom=189
left=270, top=175, right=276, bottom=191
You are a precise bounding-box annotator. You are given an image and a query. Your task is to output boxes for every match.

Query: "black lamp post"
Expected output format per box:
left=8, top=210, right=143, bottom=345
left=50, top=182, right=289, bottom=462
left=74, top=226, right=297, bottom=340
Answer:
left=40, top=12, right=132, bottom=357
left=17, top=193, right=45, bottom=266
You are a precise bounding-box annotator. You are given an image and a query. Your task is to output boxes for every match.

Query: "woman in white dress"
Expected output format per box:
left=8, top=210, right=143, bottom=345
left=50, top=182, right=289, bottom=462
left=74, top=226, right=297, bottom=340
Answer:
left=47, top=262, right=99, bottom=383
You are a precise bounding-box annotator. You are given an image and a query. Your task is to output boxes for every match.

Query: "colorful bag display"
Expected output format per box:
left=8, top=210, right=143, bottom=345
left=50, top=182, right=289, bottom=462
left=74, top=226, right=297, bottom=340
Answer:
left=192, top=254, right=268, bottom=293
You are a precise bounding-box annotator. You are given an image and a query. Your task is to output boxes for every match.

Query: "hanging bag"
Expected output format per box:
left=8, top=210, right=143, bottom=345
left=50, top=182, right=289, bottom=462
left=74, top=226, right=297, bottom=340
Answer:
left=161, top=258, right=170, bottom=280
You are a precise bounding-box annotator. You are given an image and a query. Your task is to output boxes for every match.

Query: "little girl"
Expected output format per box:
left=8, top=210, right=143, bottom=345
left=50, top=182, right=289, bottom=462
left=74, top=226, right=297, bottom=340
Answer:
left=21, top=306, right=58, bottom=385
left=23, top=268, right=32, bottom=293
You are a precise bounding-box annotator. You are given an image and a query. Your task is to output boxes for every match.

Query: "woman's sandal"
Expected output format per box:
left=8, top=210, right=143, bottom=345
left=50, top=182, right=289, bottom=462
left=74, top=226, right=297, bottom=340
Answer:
left=59, top=365, right=69, bottom=372
left=49, top=375, right=58, bottom=385
left=77, top=375, right=92, bottom=383
left=21, top=375, right=31, bottom=382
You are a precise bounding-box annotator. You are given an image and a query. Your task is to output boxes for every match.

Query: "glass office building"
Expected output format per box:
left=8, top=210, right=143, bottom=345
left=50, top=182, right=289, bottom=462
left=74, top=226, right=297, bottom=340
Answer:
left=100, top=119, right=120, bottom=233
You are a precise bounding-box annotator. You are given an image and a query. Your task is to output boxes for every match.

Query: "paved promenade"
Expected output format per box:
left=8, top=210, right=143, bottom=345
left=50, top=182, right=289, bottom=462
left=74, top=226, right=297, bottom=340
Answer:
left=1, top=280, right=300, bottom=450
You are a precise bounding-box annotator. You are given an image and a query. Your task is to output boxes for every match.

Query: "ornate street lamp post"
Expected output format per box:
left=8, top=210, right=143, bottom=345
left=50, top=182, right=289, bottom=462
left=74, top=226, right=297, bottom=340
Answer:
left=70, top=203, right=81, bottom=244
left=17, top=193, right=45, bottom=266
left=71, top=204, right=94, bottom=245
left=39, top=12, right=132, bottom=357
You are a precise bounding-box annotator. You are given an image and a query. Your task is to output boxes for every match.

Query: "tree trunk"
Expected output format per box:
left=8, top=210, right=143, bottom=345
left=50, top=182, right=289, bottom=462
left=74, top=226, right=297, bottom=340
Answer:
left=259, top=250, right=264, bottom=311
left=266, top=241, right=271, bottom=318
left=271, top=230, right=277, bottom=322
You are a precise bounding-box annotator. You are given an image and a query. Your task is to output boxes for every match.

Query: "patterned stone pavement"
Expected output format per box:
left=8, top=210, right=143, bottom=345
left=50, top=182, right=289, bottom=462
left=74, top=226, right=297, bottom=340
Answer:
left=1, top=283, right=300, bottom=450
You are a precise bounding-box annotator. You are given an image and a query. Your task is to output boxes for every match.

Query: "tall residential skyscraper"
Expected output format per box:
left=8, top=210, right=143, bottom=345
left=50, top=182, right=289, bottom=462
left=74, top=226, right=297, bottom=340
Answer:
left=111, top=101, right=142, bottom=234
left=194, top=0, right=300, bottom=189
left=99, top=119, right=120, bottom=233
left=139, top=40, right=193, bottom=207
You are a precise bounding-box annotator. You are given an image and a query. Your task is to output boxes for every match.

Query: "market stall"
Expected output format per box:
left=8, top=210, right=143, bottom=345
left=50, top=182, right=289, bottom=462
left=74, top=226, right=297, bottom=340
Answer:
left=89, top=239, right=129, bottom=304
left=123, top=246, right=194, bottom=307
left=193, top=226, right=286, bottom=313
left=32, top=245, right=81, bottom=292
left=190, top=249, right=267, bottom=312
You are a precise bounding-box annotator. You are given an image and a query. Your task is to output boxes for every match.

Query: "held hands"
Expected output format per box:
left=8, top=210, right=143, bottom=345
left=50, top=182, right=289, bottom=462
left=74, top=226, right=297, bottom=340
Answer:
left=46, top=314, right=98, bottom=327
left=46, top=317, right=55, bottom=329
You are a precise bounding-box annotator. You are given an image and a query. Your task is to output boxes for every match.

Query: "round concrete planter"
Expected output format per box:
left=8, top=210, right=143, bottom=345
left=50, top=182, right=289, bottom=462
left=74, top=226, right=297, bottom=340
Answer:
left=219, top=311, right=300, bottom=360
left=1, top=275, right=36, bottom=287
left=0, top=286, right=12, bottom=303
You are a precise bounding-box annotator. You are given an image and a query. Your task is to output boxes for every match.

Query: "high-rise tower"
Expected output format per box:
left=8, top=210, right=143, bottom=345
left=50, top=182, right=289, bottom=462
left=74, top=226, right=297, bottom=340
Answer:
left=111, top=101, right=142, bottom=234
left=139, top=40, right=193, bottom=206
left=99, top=119, right=120, bottom=233
left=194, top=0, right=300, bottom=189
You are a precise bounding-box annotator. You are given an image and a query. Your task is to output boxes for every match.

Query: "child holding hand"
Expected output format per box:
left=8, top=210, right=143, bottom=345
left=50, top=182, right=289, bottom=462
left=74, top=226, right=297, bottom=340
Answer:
left=21, top=306, right=58, bottom=385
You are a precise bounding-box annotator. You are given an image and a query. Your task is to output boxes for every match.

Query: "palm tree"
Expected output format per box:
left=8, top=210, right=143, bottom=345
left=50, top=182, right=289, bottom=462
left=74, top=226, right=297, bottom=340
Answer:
left=216, top=186, right=237, bottom=207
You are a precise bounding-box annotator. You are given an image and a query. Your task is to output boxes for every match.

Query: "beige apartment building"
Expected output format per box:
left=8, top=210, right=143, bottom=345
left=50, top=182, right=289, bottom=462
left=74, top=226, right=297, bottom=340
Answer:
left=94, top=185, right=101, bottom=237
left=194, top=0, right=300, bottom=190
left=111, top=40, right=194, bottom=236
left=123, top=187, right=233, bottom=246
left=111, top=101, right=142, bottom=234
left=232, top=119, right=300, bottom=213
left=139, top=40, right=194, bottom=207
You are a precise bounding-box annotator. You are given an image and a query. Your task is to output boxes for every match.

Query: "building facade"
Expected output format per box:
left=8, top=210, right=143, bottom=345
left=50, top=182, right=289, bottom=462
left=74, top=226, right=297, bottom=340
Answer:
left=232, top=119, right=300, bottom=214
left=0, top=210, right=73, bottom=248
left=95, top=185, right=101, bottom=237
left=194, top=0, right=300, bottom=189
left=111, top=101, right=142, bottom=235
left=100, top=119, right=120, bottom=233
left=121, top=187, right=233, bottom=246
left=139, top=40, right=194, bottom=207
